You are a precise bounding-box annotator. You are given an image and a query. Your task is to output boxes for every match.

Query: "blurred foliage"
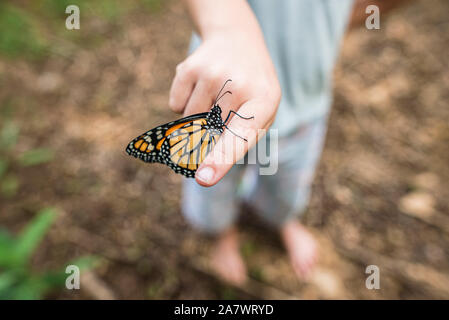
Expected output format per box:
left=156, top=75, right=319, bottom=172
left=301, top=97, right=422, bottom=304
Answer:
left=18, top=149, right=54, bottom=167
left=0, top=208, right=97, bottom=299
left=0, top=119, right=20, bottom=197
left=0, top=0, right=163, bottom=59
left=241, top=239, right=257, bottom=260
left=141, top=0, right=163, bottom=12
left=0, top=3, right=47, bottom=59
left=241, top=240, right=265, bottom=282
left=0, top=116, right=54, bottom=198
left=0, top=159, right=8, bottom=178
left=248, top=266, right=265, bottom=282
left=0, top=175, right=19, bottom=198
left=0, top=121, right=20, bottom=151
left=147, top=282, right=162, bottom=299
left=220, top=287, right=238, bottom=300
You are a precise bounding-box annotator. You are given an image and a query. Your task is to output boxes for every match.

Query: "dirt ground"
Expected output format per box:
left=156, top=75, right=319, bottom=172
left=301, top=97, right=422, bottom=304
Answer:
left=1, top=0, right=448, bottom=299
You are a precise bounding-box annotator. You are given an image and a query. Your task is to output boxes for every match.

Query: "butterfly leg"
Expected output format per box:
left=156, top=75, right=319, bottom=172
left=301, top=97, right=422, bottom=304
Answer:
left=224, top=125, right=248, bottom=142
left=224, top=110, right=255, bottom=124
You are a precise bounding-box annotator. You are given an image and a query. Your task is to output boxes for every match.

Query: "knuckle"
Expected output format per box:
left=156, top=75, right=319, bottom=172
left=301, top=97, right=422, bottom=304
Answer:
left=176, top=61, right=195, bottom=77
left=175, top=62, right=185, bottom=74
left=203, top=68, right=221, bottom=82
left=257, top=80, right=281, bottom=103
left=231, top=80, right=246, bottom=94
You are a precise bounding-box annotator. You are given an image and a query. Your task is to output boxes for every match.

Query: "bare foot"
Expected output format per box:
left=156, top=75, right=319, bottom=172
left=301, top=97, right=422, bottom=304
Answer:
left=210, top=227, right=247, bottom=286
left=281, top=220, right=318, bottom=280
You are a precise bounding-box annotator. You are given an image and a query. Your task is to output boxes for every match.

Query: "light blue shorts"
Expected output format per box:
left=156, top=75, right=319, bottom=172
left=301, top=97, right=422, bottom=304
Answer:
left=181, top=117, right=328, bottom=233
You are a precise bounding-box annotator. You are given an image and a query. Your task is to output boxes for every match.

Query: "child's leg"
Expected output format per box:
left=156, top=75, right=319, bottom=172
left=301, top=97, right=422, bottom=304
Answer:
left=244, top=117, right=328, bottom=278
left=182, top=165, right=248, bottom=285
left=247, top=117, right=328, bottom=226
left=182, top=165, right=245, bottom=233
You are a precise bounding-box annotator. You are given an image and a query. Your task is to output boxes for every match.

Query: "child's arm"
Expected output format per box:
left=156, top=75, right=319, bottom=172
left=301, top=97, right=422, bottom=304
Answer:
left=170, top=0, right=281, bottom=187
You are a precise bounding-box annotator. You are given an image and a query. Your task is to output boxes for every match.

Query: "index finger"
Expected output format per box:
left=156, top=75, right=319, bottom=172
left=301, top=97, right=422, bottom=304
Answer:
left=195, top=99, right=275, bottom=186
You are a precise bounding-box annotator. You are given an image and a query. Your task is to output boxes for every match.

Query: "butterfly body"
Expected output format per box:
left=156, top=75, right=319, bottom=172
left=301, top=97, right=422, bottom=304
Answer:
left=126, top=80, right=253, bottom=178
left=126, top=105, right=225, bottom=178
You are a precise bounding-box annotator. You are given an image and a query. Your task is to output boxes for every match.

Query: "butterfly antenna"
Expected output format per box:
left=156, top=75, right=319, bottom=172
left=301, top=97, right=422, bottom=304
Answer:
left=215, top=90, right=232, bottom=104
left=214, top=79, right=232, bottom=105
left=224, top=125, right=248, bottom=142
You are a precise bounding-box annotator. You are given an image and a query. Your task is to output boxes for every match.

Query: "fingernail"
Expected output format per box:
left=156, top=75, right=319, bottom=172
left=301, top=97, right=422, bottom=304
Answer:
left=196, top=166, right=214, bottom=184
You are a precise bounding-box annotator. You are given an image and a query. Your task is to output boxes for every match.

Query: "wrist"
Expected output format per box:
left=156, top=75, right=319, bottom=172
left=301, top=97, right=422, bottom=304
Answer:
left=185, top=0, right=262, bottom=40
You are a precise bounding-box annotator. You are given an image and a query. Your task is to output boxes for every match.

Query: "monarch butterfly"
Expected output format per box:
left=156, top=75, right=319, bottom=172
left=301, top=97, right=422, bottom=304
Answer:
left=125, top=80, right=253, bottom=178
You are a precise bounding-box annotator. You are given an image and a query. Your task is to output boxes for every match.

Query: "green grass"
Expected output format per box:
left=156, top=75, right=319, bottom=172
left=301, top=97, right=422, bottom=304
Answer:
left=0, top=208, right=97, bottom=299
left=141, top=0, right=163, bottom=12
left=1, top=174, right=19, bottom=198
left=18, top=148, right=54, bottom=167
left=220, top=287, right=238, bottom=300
left=0, top=121, right=19, bottom=150
left=0, top=3, right=47, bottom=59
left=0, top=0, right=164, bottom=59
left=248, top=266, right=265, bottom=282
left=241, top=239, right=257, bottom=260
left=0, top=117, right=54, bottom=198
left=0, top=107, right=96, bottom=299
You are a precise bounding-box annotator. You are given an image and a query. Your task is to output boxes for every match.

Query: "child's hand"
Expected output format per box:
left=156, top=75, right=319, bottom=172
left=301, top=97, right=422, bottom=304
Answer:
left=169, top=0, right=281, bottom=187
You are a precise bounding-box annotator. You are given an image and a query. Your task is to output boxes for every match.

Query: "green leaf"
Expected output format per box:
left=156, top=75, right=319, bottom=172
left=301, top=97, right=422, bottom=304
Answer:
left=0, top=229, right=16, bottom=266
left=42, top=0, right=88, bottom=15
left=1, top=174, right=19, bottom=198
left=0, top=229, right=14, bottom=246
left=68, top=255, right=99, bottom=271
left=14, top=208, right=57, bottom=266
left=31, top=256, right=98, bottom=295
left=18, top=148, right=54, bottom=166
left=95, top=0, right=121, bottom=21
left=0, top=209, right=94, bottom=300
left=9, top=275, right=49, bottom=300
left=0, top=270, right=17, bottom=292
left=141, top=0, right=163, bottom=12
left=40, top=271, right=67, bottom=288
left=0, top=3, right=47, bottom=59
left=0, top=121, right=19, bottom=150
left=0, top=100, right=15, bottom=118
left=0, top=158, right=8, bottom=178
